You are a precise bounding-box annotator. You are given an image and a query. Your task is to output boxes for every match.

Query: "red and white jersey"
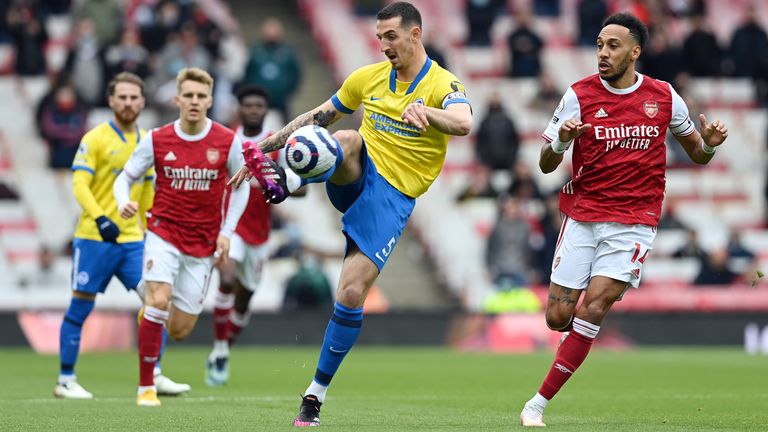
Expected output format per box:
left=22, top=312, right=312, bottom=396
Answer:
left=123, top=119, right=245, bottom=257
left=234, top=126, right=275, bottom=246
left=543, top=73, right=695, bottom=226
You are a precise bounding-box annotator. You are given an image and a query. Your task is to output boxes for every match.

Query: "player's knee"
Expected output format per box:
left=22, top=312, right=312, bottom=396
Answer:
left=336, top=282, right=366, bottom=308
left=578, top=300, right=611, bottom=323
left=168, top=324, right=193, bottom=341
left=332, top=130, right=360, bottom=156
left=545, top=309, right=572, bottom=331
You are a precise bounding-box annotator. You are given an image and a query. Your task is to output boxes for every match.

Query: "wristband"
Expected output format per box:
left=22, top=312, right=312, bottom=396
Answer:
left=701, top=140, right=716, bottom=154
left=550, top=138, right=572, bottom=154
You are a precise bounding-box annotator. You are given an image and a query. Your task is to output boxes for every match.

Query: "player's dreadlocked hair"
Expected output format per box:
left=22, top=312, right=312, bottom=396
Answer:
left=603, top=13, right=649, bottom=50
left=377, top=1, right=422, bottom=29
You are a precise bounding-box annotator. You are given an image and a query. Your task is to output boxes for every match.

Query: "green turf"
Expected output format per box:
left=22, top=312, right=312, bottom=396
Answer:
left=0, top=346, right=765, bottom=431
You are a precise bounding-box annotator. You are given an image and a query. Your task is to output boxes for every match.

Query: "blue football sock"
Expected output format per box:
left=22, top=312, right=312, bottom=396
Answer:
left=299, top=140, right=344, bottom=187
left=59, top=297, right=95, bottom=377
left=313, top=302, right=363, bottom=386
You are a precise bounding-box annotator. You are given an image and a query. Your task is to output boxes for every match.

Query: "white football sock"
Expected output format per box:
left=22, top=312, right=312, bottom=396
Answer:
left=305, top=380, right=328, bottom=403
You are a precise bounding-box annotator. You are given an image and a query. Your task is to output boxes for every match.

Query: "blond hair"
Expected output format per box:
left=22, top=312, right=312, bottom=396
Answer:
left=108, top=72, right=145, bottom=96
left=176, top=67, right=214, bottom=93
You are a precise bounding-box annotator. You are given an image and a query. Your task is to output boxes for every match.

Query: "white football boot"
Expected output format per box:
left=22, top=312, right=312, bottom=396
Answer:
left=520, top=401, right=546, bottom=427
left=53, top=381, right=94, bottom=399
left=154, top=374, right=191, bottom=396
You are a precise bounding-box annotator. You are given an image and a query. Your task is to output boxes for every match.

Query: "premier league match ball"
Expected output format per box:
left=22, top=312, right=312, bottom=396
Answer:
left=285, top=125, right=340, bottom=178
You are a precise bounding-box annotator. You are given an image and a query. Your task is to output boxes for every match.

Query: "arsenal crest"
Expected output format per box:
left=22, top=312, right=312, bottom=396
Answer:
left=643, top=100, right=658, bottom=118
left=206, top=148, right=220, bottom=164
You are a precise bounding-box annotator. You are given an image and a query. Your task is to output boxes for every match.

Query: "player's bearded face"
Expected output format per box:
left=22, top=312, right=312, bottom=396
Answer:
left=597, top=25, right=638, bottom=83
left=109, top=82, right=145, bottom=125
left=601, top=51, right=632, bottom=83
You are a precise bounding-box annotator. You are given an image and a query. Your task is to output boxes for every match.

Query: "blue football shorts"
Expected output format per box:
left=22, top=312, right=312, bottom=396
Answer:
left=326, top=141, right=415, bottom=271
left=71, top=238, right=144, bottom=294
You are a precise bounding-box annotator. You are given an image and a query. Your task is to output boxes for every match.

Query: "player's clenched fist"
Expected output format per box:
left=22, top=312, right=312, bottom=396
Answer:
left=119, top=201, right=139, bottom=219
left=402, top=102, right=429, bottom=131
left=559, top=118, right=593, bottom=142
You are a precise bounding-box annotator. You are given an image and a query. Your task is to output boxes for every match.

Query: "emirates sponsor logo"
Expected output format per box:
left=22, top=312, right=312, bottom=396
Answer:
left=163, top=166, right=219, bottom=191
left=595, top=124, right=660, bottom=152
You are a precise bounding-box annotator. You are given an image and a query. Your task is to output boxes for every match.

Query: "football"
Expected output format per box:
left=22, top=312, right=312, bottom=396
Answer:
left=284, top=125, right=340, bottom=178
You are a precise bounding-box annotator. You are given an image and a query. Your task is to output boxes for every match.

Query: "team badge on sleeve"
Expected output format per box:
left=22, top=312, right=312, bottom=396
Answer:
left=643, top=100, right=658, bottom=118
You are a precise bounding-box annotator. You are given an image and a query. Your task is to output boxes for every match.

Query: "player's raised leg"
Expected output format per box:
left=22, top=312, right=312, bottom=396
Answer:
left=294, top=244, right=377, bottom=427
left=136, top=281, right=171, bottom=407
left=521, top=277, right=624, bottom=426
left=129, top=257, right=190, bottom=397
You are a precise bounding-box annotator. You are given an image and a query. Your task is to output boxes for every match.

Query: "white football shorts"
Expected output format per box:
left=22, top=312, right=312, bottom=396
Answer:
left=228, top=232, right=269, bottom=292
left=142, top=231, right=215, bottom=315
left=550, top=216, right=656, bottom=290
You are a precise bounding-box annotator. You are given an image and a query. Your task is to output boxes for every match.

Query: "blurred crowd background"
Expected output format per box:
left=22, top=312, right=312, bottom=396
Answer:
left=0, top=0, right=766, bottom=318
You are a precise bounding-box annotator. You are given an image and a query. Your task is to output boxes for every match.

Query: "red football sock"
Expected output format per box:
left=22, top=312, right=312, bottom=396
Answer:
left=138, top=308, right=166, bottom=387
left=213, top=290, right=234, bottom=341
left=227, top=311, right=250, bottom=345
left=538, top=318, right=599, bottom=400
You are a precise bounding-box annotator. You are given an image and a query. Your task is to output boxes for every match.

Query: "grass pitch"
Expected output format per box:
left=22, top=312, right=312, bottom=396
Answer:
left=0, top=346, right=765, bottom=431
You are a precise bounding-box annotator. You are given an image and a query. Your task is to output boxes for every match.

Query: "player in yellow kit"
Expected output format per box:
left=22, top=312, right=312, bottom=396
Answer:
left=229, top=2, right=472, bottom=426
left=54, top=72, right=189, bottom=399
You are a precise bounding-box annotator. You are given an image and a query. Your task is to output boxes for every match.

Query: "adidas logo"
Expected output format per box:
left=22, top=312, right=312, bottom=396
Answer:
left=164, top=151, right=177, bottom=161
left=594, top=108, right=608, bottom=118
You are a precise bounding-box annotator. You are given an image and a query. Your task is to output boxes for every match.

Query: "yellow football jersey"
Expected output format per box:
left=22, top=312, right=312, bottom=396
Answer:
left=331, top=58, right=470, bottom=197
left=71, top=121, right=154, bottom=242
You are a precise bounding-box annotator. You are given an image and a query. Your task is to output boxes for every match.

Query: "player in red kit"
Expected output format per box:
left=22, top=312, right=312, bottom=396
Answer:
left=519, top=13, right=728, bottom=427
left=113, top=68, right=250, bottom=407
left=205, top=86, right=303, bottom=386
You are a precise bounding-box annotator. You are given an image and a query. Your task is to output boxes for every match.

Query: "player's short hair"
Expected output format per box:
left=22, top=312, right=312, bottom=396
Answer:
left=107, top=72, right=145, bottom=97
left=236, top=85, right=271, bottom=105
left=176, top=67, right=214, bottom=93
left=603, top=13, right=648, bottom=50
left=377, top=1, right=422, bottom=29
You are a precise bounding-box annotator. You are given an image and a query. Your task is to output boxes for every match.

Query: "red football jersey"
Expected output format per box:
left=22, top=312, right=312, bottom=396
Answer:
left=147, top=121, right=237, bottom=257
left=233, top=127, right=274, bottom=246
left=543, top=73, right=695, bottom=226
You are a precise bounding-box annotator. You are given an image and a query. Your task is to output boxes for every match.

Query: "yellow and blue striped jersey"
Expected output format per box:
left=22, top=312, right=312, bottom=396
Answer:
left=331, top=57, right=470, bottom=197
left=71, top=121, right=154, bottom=242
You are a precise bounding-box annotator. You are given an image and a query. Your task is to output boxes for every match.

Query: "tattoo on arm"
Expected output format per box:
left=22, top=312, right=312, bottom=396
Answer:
left=260, top=109, right=340, bottom=153
left=312, top=110, right=337, bottom=127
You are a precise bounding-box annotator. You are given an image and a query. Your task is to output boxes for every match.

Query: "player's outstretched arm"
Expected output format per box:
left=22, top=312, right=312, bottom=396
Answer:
left=229, top=99, right=346, bottom=188
left=259, top=99, right=345, bottom=153
left=675, top=113, right=728, bottom=165
left=402, top=103, right=472, bottom=136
